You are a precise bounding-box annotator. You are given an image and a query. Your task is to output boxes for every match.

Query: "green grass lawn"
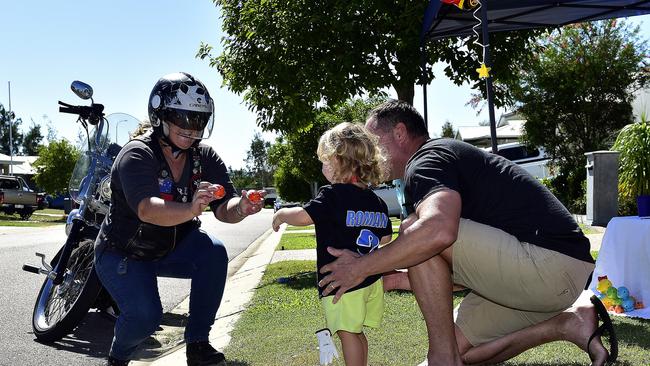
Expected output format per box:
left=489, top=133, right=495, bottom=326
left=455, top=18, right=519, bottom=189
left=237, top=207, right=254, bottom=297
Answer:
left=225, top=254, right=650, bottom=365
left=224, top=260, right=434, bottom=365
left=286, top=224, right=315, bottom=231
left=579, top=223, right=601, bottom=235
left=225, top=260, right=650, bottom=365
left=0, top=208, right=66, bottom=227
left=276, top=233, right=317, bottom=250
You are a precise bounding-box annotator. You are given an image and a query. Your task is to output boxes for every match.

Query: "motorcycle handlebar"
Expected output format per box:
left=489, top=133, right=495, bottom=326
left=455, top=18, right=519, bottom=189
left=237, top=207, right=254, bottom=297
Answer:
left=58, top=101, right=105, bottom=124
left=59, top=105, right=82, bottom=114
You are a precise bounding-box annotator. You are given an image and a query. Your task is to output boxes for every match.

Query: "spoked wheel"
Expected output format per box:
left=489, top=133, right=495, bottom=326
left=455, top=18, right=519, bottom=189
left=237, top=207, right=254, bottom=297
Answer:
left=32, top=238, right=102, bottom=342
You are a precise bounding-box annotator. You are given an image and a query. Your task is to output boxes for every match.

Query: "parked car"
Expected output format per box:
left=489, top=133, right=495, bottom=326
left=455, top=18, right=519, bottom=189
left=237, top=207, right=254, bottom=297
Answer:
left=0, top=175, right=45, bottom=219
left=263, top=186, right=278, bottom=206
left=45, top=193, right=66, bottom=210
left=372, top=184, right=402, bottom=217
left=484, top=142, right=552, bottom=179
left=273, top=196, right=301, bottom=212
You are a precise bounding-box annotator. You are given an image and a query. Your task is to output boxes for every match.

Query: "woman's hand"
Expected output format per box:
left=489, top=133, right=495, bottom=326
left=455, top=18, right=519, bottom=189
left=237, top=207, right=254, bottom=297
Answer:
left=191, top=182, right=217, bottom=217
left=238, top=189, right=266, bottom=216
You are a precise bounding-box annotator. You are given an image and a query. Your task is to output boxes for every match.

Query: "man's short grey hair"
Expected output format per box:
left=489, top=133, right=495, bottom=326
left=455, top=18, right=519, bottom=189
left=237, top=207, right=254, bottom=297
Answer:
left=367, top=100, right=429, bottom=139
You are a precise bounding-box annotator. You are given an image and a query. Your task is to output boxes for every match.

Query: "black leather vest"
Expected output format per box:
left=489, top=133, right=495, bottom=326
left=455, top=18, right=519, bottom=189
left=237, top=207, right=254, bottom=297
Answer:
left=103, top=134, right=202, bottom=260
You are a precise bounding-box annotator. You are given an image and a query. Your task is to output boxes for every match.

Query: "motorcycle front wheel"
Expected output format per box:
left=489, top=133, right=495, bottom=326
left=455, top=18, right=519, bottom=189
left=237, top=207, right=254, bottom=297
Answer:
left=32, top=238, right=102, bottom=342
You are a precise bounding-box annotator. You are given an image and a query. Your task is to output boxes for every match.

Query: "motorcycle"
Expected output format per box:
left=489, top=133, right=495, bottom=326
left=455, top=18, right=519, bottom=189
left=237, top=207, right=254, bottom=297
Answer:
left=22, top=81, right=139, bottom=342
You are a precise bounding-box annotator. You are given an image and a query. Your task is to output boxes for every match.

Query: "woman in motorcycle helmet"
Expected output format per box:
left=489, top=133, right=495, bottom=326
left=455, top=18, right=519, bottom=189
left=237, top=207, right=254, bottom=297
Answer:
left=94, top=72, right=264, bottom=366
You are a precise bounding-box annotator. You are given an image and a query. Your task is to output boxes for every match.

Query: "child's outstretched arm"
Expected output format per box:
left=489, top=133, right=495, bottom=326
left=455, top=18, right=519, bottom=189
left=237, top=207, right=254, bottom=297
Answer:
left=380, top=234, right=393, bottom=246
left=272, top=207, right=313, bottom=231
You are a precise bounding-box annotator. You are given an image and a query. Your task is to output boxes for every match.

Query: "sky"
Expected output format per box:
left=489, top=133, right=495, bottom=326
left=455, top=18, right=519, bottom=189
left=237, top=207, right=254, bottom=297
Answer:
left=1, top=2, right=649, bottom=169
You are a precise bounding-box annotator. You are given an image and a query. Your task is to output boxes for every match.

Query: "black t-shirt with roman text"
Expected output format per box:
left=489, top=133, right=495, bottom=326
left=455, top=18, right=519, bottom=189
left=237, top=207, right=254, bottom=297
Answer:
left=304, top=184, right=393, bottom=297
left=404, top=138, right=593, bottom=263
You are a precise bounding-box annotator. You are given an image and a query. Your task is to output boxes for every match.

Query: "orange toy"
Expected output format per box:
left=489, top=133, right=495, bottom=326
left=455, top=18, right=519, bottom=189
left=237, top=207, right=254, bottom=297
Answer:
left=614, top=305, right=624, bottom=314
left=247, top=190, right=263, bottom=204
left=212, top=184, right=225, bottom=199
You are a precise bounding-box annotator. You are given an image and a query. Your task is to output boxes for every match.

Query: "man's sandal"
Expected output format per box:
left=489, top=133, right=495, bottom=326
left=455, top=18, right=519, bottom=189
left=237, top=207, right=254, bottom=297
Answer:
left=588, top=295, right=618, bottom=363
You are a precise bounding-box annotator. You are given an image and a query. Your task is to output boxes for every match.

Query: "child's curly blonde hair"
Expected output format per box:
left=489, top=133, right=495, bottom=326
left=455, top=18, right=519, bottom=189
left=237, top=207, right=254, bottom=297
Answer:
left=317, top=122, right=387, bottom=186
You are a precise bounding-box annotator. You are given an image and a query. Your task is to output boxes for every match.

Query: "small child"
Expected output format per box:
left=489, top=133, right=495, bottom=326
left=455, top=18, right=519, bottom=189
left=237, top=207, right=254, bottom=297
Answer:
left=272, top=122, right=393, bottom=366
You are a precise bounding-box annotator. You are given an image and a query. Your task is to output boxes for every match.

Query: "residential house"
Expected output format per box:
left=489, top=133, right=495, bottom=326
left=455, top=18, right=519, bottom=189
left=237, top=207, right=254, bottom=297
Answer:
left=0, top=154, right=39, bottom=188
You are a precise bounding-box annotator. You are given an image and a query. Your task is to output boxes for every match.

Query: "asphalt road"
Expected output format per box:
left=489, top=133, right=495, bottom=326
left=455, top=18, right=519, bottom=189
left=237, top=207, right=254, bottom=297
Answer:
left=0, top=208, right=273, bottom=366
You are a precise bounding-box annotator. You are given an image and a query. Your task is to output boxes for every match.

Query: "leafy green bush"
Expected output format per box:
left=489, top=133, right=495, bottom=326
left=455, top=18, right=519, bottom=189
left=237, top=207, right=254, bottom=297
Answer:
left=539, top=174, right=586, bottom=214
left=612, top=114, right=650, bottom=200
left=618, top=194, right=637, bottom=216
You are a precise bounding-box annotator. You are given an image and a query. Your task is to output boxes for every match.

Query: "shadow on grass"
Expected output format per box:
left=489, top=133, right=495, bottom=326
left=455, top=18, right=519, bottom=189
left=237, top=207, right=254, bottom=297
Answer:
left=502, top=362, right=636, bottom=366
left=279, top=271, right=318, bottom=290
left=614, top=317, right=650, bottom=349
left=225, top=360, right=251, bottom=366
left=258, top=271, right=318, bottom=291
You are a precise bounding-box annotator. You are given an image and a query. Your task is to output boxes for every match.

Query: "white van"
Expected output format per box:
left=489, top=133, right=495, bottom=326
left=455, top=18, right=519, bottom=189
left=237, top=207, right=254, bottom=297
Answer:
left=485, top=142, right=552, bottom=179
left=372, top=184, right=402, bottom=217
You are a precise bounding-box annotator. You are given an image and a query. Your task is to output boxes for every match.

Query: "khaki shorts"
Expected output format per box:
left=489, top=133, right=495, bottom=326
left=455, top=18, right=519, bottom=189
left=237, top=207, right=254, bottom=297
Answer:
left=321, top=279, right=384, bottom=334
left=452, top=219, right=594, bottom=346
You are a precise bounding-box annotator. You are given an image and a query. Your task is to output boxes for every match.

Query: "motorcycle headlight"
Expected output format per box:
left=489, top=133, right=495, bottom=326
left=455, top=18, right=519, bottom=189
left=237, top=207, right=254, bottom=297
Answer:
left=99, top=175, right=112, bottom=201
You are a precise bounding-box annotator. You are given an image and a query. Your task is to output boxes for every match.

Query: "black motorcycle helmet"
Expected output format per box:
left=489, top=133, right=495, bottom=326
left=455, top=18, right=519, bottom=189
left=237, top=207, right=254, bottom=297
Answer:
left=148, top=72, right=215, bottom=149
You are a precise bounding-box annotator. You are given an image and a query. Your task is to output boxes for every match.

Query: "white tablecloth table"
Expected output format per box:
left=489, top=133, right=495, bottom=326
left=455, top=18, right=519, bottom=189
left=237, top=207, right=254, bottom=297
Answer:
left=588, top=216, right=650, bottom=319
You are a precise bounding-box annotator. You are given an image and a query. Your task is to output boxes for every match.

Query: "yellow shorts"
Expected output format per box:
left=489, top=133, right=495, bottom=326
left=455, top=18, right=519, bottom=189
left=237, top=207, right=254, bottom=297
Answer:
left=321, top=279, right=384, bottom=334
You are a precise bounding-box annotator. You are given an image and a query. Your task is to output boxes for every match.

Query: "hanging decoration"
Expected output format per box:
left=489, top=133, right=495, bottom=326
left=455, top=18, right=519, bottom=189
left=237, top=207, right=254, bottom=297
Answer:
left=470, top=0, right=490, bottom=79
left=441, top=0, right=466, bottom=9
left=476, top=63, right=491, bottom=78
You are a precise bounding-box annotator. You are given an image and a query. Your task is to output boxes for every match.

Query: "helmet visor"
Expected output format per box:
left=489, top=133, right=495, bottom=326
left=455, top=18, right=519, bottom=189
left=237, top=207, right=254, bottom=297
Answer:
left=162, top=108, right=214, bottom=139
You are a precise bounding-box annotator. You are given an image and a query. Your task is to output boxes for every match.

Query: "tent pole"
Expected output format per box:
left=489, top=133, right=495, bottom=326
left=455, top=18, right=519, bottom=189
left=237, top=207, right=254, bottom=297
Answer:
left=422, top=80, right=428, bottom=129
left=421, top=44, right=429, bottom=129
left=480, top=1, right=498, bottom=153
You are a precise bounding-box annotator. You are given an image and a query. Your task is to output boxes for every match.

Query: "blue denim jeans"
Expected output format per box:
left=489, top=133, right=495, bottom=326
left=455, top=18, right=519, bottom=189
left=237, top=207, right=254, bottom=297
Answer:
left=94, top=229, right=228, bottom=360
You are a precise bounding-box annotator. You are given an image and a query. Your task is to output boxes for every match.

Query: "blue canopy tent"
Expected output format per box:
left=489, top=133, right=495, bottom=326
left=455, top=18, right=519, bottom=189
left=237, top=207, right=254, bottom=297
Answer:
left=420, top=0, right=650, bottom=152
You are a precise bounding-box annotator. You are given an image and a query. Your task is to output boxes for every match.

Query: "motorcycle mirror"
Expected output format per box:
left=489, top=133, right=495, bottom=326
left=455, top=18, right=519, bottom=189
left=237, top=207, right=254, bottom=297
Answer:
left=71, top=81, right=93, bottom=100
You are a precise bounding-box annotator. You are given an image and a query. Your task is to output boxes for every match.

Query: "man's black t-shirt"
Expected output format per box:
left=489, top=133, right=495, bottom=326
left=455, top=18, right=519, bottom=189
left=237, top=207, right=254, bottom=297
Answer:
left=404, top=138, right=593, bottom=263
left=304, top=184, right=393, bottom=297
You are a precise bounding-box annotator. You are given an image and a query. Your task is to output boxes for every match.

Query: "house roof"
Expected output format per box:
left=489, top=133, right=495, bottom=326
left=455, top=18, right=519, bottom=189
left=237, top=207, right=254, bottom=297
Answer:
left=455, top=115, right=525, bottom=142
left=455, top=126, right=491, bottom=141
left=0, top=154, right=38, bottom=174
left=0, top=153, right=15, bottom=164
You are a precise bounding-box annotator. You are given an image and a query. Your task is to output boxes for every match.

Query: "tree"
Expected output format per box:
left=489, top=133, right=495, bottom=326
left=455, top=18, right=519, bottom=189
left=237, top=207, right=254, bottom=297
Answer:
left=22, top=121, right=44, bottom=155
left=32, top=139, right=80, bottom=195
left=513, top=20, right=649, bottom=210
left=441, top=120, right=455, bottom=138
left=0, top=103, right=24, bottom=155
left=199, top=1, right=540, bottom=133
left=268, top=95, right=387, bottom=202
left=43, top=115, right=59, bottom=143
left=227, top=166, right=256, bottom=191
left=245, top=132, right=274, bottom=187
